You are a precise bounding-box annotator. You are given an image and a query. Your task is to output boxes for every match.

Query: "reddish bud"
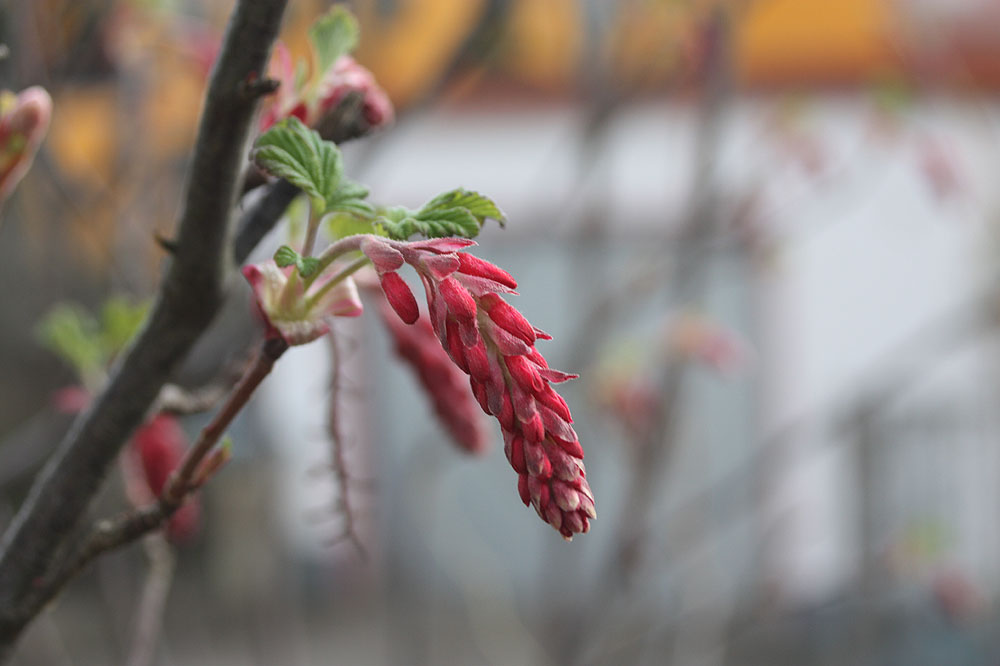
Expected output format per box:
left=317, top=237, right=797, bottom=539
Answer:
left=518, top=474, right=531, bottom=507
left=132, top=414, right=200, bottom=542
left=464, top=340, right=491, bottom=382
left=552, top=434, right=585, bottom=459
left=456, top=253, right=517, bottom=289
left=483, top=296, right=535, bottom=345
left=536, top=385, right=572, bottom=423
left=380, top=272, right=419, bottom=324
left=445, top=318, right=469, bottom=373
left=438, top=277, right=477, bottom=321
left=362, top=237, right=405, bottom=272
left=506, top=435, right=527, bottom=474
left=522, top=413, right=545, bottom=444
left=506, top=355, right=545, bottom=394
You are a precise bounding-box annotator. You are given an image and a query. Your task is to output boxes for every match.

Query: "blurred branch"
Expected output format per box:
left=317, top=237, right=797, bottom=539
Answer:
left=126, top=535, right=175, bottom=666
left=155, top=383, right=229, bottom=416
left=567, top=7, right=735, bottom=663
left=0, top=0, right=288, bottom=655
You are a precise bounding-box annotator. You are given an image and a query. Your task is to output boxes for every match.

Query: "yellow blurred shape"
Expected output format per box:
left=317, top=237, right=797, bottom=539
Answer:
left=355, top=0, right=485, bottom=105
left=48, top=86, right=117, bottom=188
left=736, top=0, right=895, bottom=85
left=506, top=0, right=581, bottom=91
left=609, top=1, right=700, bottom=91
left=144, top=53, right=204, bottom=155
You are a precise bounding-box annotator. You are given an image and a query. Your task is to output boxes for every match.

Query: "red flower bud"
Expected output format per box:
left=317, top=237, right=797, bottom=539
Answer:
left=456, top=253, right=517, bottom=289
left=380, top=272, right=419, bottom=324
left=132, top=414, right=201, bottom=543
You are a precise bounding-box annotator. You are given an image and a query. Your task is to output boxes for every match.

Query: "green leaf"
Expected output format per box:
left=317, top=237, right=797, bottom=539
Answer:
left=309, top=6, right=360, bottom=75
left=378, top=189, right=505, bottom=240
left=273, top=245, right=321, bottom=278
left=326, top=179, right=374, bottom=217
left=254, top=117, right=344, bottom=215
left=419, top=188, right=505, bottom=227
left=254, top=117, right=373, bottom=218
left=326, top=211, right=378, bottom=239
left=36, top=304, right=105, bottom=380
left=99, top=297, right=150, bottom=358
left=274, top=245, right=300, bottom=268
left=416, top=207, right=480, bottom=236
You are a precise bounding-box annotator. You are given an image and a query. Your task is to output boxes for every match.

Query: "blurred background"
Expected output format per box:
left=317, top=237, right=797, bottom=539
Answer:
left=3, top=0, right=1000, bottom=664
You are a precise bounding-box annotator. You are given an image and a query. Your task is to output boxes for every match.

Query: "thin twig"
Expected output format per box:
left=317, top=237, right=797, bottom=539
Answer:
left=125, top=535, right=175, bottom=666
left=326, top=329, right=368, bottom=559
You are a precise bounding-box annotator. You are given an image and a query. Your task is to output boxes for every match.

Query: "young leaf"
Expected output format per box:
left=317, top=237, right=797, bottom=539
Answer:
left=327, top=179, right=374, bottom=217
left=309, top=6, right=360, bottom=75
left=419, top=188, right=505, bottom=227
left=274, top=245, right=300, bottom=268
left=254, top=118, right=372, bottom=218
left=254, top=117, right=344, bottom=214
left=326, top=211, right=378, bottom=239
left=99, top=297, right=150, bottom=359
left=36, top=304, right=105, bottom=380
left=378, top=189, right=504, bottom=240
left=273, top=244, right=322, bottom=277
left=414, top=207, right=480, bottom=237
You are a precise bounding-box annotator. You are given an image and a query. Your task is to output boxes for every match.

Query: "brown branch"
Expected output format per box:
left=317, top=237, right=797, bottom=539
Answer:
left=0, top=0, right=288, bottom=655
left=11, top=338, right=288, bottom=632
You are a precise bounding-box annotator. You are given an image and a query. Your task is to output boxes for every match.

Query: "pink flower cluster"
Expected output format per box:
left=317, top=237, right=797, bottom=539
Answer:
left=260, top=44, right=393, bottom=132
left=376, top=296, right=490, bottom=455
left=362, top=237, right=595, bottom=539
left=132, top=414, right=201, bottom=543
left=0, top=86, right=51, bottom=207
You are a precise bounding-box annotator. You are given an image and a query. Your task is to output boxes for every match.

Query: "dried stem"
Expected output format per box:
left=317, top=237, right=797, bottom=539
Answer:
left=326, top=330, right=367, bottom=558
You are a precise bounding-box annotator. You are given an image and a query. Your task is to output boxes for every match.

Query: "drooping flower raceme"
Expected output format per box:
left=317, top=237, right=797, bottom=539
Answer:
left=361, top=236, right=596, bottom=539
left=375, top=293, right=490, bottom=455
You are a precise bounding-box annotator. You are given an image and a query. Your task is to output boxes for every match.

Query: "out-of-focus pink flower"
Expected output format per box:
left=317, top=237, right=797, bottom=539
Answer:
left=132, top=414, right=200, bottom=543
left=259, top=43, right=393, bottom=132
left=919, top=136, right=963, bottom=201
left=51, top=385, right=92, bottom=414
left=377, top=293, right=490, bottom=455
left=0, top=86, right=51, bottom=208
left=362, top=237, right=595, bottom=539
left=243, top=260, right=363, bottom=346
left=667, top=312, right=747, bottom=376
left=591, top=369, right=660, bottom=436
left=932, top=569, right=983, bottom=624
